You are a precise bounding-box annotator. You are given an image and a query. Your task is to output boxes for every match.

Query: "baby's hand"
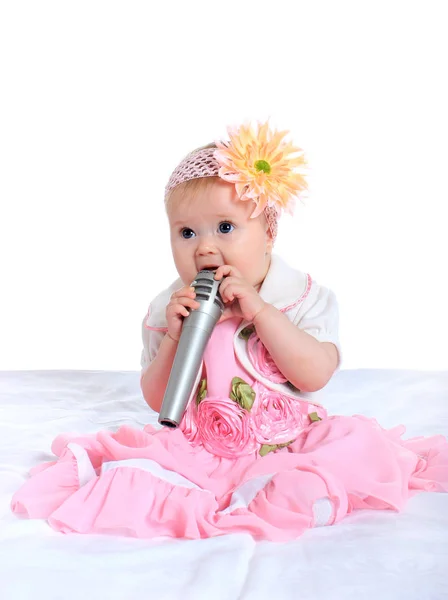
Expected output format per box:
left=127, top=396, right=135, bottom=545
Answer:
left=166, top=285, right=200, bottom=342
left=214, top=266, right=267, bottom=323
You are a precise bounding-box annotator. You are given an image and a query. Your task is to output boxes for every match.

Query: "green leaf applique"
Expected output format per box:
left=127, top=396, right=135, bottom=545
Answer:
left=196, top=378, right=207, bottom=406
left=259, top=444, right=278, bottom=457
left=229, top=377, right=256, bottom=411
left=277, top=439, right=295, bottom=449
left=309, top=412, right=322, bottom=423
left=259, top=439, right=294, bottom=457
left=238, top=325, right=255, bottom=340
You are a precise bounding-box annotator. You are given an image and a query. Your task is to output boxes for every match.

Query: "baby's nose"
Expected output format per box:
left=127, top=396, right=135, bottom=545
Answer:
left=196, top=236, right=218, bottom=256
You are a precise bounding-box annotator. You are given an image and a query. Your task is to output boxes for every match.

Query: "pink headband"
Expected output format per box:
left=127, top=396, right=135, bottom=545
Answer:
left=165, top=147, right=279, bottom=241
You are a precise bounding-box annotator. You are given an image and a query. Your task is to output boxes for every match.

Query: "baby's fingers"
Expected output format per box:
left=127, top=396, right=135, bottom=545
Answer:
left=168, top=296, right=200, bottom=316
left=214, top=265, right=241, bottom=281
left=218, top=277, right=241, bottom=302
left=176, top=305, right=190, bottom=318
left=171, top=286, right=196, bottom=299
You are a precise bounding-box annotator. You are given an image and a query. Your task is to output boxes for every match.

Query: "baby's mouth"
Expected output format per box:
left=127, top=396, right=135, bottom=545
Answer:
left=198, top=264, right=220, bottom=272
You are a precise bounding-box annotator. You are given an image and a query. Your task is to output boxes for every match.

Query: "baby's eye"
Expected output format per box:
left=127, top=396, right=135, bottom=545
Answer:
left=181, top=228, right=195, bottom=239
left=218, top=221, right=234, bottom=234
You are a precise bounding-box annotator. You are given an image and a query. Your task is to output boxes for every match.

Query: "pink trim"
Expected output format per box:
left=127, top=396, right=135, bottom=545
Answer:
left=279, top=273, right=312, bottom=313
left=143, top=305, right=168, bottom=332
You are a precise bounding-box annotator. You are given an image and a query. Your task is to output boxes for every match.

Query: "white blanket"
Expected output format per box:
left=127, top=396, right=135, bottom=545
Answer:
left=1, top=370, right=447, bottom=600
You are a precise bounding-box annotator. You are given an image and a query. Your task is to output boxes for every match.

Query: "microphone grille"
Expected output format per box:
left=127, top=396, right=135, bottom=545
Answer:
left=192, top=270, right=224, bottom=311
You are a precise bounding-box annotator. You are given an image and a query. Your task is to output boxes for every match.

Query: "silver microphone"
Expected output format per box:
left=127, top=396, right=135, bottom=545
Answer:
left=158, top=270, right=224, bottom=428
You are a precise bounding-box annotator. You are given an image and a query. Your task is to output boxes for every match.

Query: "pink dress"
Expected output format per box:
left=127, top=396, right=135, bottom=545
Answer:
left=11, top=318, right=448, bottom=541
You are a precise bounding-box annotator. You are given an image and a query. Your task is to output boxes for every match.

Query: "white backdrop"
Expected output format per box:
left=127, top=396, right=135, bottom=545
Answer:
left=1, top=1, right=447, bottom=371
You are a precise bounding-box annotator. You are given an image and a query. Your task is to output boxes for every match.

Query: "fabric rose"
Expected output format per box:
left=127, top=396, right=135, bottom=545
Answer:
left=180, top=378, right=208, bottom=445
left=179, top=399, right=201, bottom=445
left=250, top=388, right=307, bottom=445
left=247, top=335, right=288, bottom=383
left=196, top=396, right=257, bottom=459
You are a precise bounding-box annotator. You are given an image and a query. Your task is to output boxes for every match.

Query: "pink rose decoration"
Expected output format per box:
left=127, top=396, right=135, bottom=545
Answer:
left=196, top=396, right=257, bottom=459
left=247, top=335, right=288, bottom=383
left=250, top=388, right=307, bottom=445
left=179, top=399, right=201, bottom=446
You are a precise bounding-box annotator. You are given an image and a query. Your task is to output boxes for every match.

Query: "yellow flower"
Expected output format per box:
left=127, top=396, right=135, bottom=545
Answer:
left=214, top=121, right=308, bottom=218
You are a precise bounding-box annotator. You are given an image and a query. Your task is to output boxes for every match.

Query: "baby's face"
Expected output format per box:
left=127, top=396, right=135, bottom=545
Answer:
left=167, top=179, right=273, bottom=289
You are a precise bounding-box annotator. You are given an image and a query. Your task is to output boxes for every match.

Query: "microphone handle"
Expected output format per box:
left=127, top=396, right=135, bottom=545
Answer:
left=158, top=310, right=219, bottom=427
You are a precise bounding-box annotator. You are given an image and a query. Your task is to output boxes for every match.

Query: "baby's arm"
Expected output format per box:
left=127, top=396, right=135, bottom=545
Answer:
left=253, top=304, right=338, bottom=392
left=141, top=334, right=178, bottom=413
left=141, top=284, right=200, bottom=413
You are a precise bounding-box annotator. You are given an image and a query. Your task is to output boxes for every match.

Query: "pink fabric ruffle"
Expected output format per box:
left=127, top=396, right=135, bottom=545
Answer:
left=12, top=446, right=81, bottom=519
left=11, top=416, right=448, bottom=541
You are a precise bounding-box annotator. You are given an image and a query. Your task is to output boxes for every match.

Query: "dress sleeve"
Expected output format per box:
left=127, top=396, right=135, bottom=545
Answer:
left=292, top=283, right=342, bottom=367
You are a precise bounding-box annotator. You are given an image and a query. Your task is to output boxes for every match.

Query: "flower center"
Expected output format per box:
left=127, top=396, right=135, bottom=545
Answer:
left=254, top=159, right=271, bottom=174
